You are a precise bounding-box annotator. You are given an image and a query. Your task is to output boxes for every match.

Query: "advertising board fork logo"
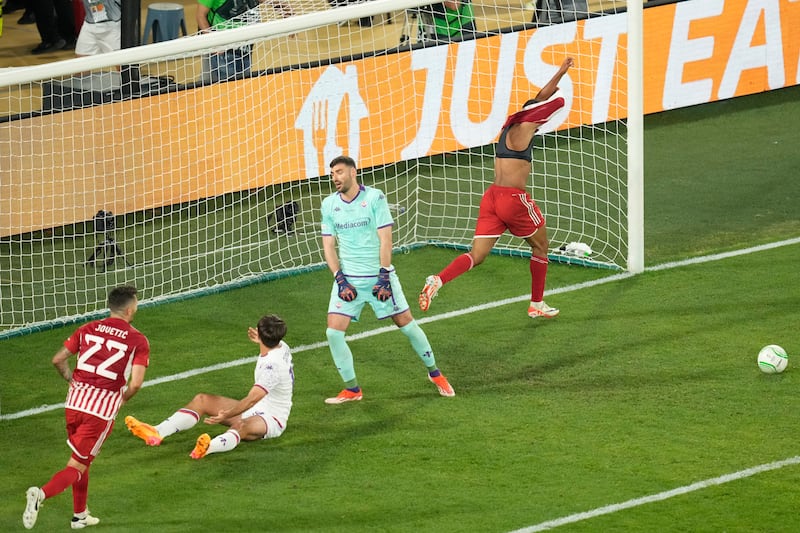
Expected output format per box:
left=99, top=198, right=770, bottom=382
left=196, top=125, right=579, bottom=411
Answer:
left=295, top=65, right=368, bottom=179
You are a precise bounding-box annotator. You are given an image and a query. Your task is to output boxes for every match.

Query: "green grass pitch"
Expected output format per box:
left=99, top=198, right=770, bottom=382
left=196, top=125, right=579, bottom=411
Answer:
left=0, top=85, right=799, bottom=531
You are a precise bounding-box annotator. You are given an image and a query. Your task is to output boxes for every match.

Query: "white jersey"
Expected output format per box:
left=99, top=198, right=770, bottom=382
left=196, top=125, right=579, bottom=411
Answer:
left=251, top=340, right=294, bottom=429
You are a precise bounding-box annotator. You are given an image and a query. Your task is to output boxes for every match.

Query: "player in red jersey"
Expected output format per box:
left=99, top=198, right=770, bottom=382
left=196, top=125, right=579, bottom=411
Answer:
left=23, top=285, right=150, bottom=530
left=420, top=57, right=574, bottom=319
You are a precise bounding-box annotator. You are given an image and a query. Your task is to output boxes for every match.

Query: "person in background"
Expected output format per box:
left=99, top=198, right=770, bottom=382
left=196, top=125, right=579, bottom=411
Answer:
left=75, top=0, right=121, bottom=56
left=17, top=0, right=36, bottom=25
left=30, top=0, right=76, bottom=54
left=197, top=0, right=258, bottom=81
left=328, top=0, right=373, bottom=28
left=420, top=0, right=476, bottom=43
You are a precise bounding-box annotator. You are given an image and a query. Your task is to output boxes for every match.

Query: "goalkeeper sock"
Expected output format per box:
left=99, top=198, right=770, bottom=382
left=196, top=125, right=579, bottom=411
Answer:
left=326, top=328, right=357, bottom=384
left=439, top=253, right=474, bottom=284
left=156, top=408, right=199, bottom=438
left=399, top=320, right=437, bottom=371
left=530, top=255, right=548, bottom=302
left=207, top=429, right=241, bottom=455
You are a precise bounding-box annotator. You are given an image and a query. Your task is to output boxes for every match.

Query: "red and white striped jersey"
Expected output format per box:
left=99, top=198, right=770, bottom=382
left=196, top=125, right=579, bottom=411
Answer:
left=63, top=317, right=150, bottom=420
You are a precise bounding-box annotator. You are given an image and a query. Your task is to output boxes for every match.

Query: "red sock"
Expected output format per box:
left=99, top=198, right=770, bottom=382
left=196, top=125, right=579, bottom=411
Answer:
left=41, top=466, right=82, bottom=500
left=530, top=255, right=548, bottom=302
left=73, top=467, right=89, bottom=514
left=439, top=253, right=474, bottom=284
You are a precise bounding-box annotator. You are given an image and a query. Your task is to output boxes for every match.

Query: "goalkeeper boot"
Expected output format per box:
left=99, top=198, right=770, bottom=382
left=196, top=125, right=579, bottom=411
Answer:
left=125, top=416, right=163, bottom=446
left=527, top=301, right=560, bottom=318
left=190, top=433, right=211, bottom=459
left=428, top=373, right=455, bottom=397
left=324, top=388, right=363, bottom=404
left=419, top=275, right=442, bottom=311
left=71, top=510, right=99, bottom=529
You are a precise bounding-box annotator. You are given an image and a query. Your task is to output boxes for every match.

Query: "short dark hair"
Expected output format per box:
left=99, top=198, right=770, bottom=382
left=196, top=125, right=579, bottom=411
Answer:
left=257, top=314, right=287, bottom=348
left=108, top=285, right=138, bottom=313
left=329, top=155, right=356, bottom=170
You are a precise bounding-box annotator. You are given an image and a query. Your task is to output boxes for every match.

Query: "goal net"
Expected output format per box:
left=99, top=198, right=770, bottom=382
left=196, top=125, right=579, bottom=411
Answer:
left=0, top=0, right=639, bottom=337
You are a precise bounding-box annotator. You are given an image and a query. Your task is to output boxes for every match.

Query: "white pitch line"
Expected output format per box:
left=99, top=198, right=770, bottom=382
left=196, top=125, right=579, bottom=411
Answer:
left=1, top=236, right=797, bottom=423
left=509, top=456, right=800, bottom=532
left=646, top=237, right=800, bottom=271
left=3, top=240, right=800, bottom=529
left=0, top=339, right=327, bottom=421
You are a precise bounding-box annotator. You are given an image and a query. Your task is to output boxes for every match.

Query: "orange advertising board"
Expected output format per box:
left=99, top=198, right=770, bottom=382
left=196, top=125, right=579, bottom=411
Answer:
left=1, top=0, right=797, bottom=237
left=644, top=0, right=799, bottom=112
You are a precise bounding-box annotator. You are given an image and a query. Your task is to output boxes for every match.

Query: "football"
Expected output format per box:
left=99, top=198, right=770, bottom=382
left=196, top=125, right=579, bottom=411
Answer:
left=757, top=344, right=788, bottom=374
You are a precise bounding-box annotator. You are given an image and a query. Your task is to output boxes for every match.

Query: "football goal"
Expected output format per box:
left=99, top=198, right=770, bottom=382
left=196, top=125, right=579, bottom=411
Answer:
left=0, top=0, right=642, bottom=337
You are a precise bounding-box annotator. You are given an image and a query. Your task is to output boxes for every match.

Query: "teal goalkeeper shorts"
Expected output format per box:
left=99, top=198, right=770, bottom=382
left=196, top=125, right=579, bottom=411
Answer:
left=327, top=269, right=409, bottom=321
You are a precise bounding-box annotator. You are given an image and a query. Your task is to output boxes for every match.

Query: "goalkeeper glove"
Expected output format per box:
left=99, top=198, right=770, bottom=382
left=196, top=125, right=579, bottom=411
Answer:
left=335, top=270, right=357, bottom=302
left=372, top=267, right=393, bottom=302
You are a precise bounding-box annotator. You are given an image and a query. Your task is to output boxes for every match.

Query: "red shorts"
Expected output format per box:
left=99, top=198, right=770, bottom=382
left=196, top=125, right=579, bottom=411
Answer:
left=474, top=185, right=545, bottom=238
left=65, top=409, right=115, bottom=466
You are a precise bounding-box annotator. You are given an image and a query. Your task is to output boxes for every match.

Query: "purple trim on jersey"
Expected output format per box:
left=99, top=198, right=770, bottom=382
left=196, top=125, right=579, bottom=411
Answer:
left=377, top=222, right=394, bottom=230
left=254, top=384, right=268, bottom=394
left=338, top=184, right=366, bottom=204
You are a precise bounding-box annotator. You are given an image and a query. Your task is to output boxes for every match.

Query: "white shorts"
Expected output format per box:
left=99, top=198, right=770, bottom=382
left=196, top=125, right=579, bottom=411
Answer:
left=242, top=406, right=287, bottom=439
left=76, top=21, right=122, bottom=56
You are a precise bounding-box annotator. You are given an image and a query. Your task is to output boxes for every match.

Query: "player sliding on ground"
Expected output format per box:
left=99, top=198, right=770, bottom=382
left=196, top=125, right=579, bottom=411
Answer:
left=420, top=57, right=574, bottom=318
left=125, top=315, right=293, bottom=459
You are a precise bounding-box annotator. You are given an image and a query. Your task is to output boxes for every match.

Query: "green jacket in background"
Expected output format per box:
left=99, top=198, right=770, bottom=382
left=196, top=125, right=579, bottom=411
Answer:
left=431, top=1, right=475, bottom=40
left=200, top=0, right=258, bottom=29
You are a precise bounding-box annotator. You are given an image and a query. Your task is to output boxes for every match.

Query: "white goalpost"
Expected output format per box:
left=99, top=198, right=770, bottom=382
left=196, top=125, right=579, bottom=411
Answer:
left=626, top=0, right=644, bottom=275
left=0, top=0, right=642, bottom=337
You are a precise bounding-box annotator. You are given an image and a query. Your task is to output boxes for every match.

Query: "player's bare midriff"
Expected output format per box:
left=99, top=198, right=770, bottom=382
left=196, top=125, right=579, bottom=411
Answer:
left=493, top=157, right=531, bottom=190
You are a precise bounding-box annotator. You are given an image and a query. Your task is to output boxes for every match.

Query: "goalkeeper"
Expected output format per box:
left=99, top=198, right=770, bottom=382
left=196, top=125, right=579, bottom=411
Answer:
left=420, top=57, right=574, bottom=318
left=321, top=156, right=455, bottom=404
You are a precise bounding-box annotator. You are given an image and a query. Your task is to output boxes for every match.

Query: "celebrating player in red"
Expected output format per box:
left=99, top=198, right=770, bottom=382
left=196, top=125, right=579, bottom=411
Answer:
left=23, top=285, right=150, bottom=530
left=420, top=57, right=574, bottom=318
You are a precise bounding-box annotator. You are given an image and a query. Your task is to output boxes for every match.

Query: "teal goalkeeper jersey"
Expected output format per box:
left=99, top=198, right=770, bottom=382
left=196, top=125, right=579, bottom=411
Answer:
left=320, top=185, right=393, bottom=276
